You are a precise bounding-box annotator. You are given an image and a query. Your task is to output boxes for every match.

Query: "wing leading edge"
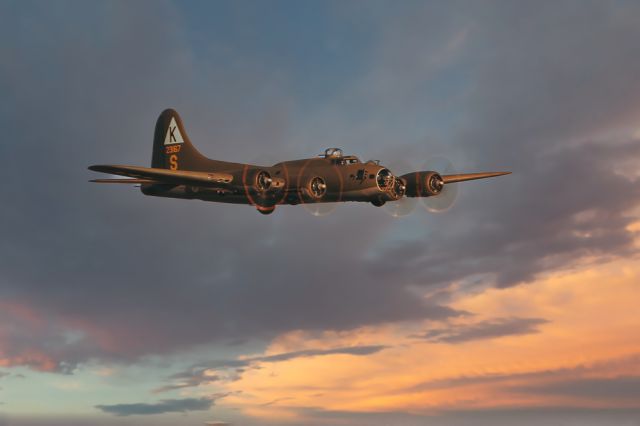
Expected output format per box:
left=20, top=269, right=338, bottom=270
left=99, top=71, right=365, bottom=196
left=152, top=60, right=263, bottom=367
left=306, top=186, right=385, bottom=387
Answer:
left=88, top=165, right=234, bottom=186
left=442, top=171, right=511, bottom=184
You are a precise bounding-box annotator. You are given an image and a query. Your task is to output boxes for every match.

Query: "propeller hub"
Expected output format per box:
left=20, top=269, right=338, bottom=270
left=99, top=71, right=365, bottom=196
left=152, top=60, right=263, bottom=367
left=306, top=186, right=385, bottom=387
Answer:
left=255, top=170, right=272, bottom=191
left=428, top=173, right=444, bottom=194
left=309, top=176, right=327, bottom=198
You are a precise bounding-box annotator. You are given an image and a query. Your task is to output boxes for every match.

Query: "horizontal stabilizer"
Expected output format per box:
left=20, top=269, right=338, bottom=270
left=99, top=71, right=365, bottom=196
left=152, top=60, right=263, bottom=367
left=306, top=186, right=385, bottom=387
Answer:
left=442, top=171, right=511, bottom=184
left=88, top=164, right=234, bottom=187
left=89, top=178, right=159, bottom=184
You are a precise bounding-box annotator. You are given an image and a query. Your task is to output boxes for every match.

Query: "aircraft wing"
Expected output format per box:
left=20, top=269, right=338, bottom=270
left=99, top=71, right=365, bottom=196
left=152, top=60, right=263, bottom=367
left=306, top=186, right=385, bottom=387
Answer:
left=442, top=171, right=511, bottom=184
left=88, top=164, right=234, bottom=187
left=90, top=178, right=159, bottom=184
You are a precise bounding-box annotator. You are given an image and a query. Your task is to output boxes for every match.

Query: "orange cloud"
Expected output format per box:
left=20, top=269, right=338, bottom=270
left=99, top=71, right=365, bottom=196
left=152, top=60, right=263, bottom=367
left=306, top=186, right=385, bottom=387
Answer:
left=0, top=301, right=60, bottom=372
left=208, top=255, right=640, bottom=422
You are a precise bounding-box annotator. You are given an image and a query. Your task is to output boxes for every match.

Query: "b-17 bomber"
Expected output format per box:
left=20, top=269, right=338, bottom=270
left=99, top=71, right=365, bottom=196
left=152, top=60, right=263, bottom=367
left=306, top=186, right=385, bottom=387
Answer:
left=89, top=109, right=510, bottom=215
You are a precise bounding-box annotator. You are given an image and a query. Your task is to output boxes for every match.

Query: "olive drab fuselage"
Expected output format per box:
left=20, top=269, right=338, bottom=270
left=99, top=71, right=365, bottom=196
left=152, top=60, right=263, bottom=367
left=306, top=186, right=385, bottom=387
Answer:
left=141, top=149, right=406, bottom=209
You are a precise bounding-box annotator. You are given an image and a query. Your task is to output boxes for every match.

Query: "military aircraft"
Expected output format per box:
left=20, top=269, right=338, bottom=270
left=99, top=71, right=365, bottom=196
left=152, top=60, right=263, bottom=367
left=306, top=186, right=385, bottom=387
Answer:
left=89, top=109, right=510, bottom=215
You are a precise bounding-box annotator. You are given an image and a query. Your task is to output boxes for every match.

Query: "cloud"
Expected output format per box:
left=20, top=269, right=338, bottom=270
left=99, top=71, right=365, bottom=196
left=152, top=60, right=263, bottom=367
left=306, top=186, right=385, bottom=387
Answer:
left=406, top=353, right=640, bottom=392
left=358, top=2, right=640, bottom=293
left=216, top=345, right=389, bottom=368
left=261, top=397, right=295, bottom=407
left=2, top=2, right=640, bottom=424
left=156, top=345, right=388, bottom=392
left=371, top=141, right=640, bottom=292
left=512, top=376, right=640, bottom=400
left=95, top=397, right=214, bottom=416
left=228, top=345, right=387, bottom=368
left=214, top=261, right=640, bottom=421
left=293, top=406, right=640, bottom=426
left=0, top=0, right=639, bottom=391
left=0, top=301, right=92, bottom=373
left=0, top=0, right=463, bottom=372
left=153, top=371, right=221, bottom=394
left=413, top=317, right=549, bottom=344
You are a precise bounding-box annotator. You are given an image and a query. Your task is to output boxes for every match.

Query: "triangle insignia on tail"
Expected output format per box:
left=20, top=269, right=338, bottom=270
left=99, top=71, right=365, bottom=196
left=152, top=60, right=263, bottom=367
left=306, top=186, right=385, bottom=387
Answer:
left=164, top=117, right=184, bottom=145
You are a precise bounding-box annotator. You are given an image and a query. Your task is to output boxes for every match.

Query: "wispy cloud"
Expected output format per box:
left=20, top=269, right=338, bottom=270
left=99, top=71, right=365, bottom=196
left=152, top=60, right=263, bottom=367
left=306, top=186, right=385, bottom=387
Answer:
left=413, top=317, right=549, bottom=344
left=407, top=353, right=640, bottom=392
left=96, top=397, right=214, bottom=416
left=512, top=376, right=640, bottom=400
left=156, top=345, right=388, bottom=393
left=209, top=345, right=389, bottom=369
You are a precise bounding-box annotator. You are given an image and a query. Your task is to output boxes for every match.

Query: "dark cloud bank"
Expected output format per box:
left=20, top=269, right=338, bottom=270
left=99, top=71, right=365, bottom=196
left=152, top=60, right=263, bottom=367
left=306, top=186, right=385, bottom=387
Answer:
left=1, top=7, right=640, bottom=426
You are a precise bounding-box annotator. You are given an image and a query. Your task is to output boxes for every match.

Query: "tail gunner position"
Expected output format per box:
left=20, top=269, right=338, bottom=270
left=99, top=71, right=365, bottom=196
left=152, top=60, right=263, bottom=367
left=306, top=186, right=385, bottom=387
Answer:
left=89, top=109, right=510, bottom=215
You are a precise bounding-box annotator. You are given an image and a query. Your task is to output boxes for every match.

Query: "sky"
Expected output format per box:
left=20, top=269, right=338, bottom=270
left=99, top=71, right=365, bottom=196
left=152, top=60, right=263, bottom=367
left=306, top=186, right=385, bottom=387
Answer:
left=1, top=0, right=640, bottom=425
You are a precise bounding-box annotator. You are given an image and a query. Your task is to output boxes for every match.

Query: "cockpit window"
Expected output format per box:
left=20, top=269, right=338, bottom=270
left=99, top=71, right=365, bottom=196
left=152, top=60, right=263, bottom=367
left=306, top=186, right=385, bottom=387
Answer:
left=335, top=156, right=360, bottom=165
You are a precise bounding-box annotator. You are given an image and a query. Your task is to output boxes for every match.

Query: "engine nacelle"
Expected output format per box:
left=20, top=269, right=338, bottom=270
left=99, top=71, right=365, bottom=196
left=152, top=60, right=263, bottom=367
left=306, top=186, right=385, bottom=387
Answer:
left=243, top=168, right=286, bottom=208
left=400, top=171, right=444, bottom=197
left=246, top=169, right=284, bottom=192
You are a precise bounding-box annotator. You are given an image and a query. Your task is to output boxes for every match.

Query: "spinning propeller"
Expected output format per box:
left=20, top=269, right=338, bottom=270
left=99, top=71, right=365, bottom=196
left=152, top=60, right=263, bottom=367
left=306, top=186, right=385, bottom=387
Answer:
left=421, top=156, right=459, bottom=213
left=248, top=152, right=508, bottom=217
left=382, top=158, right=418, bottom=217
left=382, top=156, right=459, bottom=217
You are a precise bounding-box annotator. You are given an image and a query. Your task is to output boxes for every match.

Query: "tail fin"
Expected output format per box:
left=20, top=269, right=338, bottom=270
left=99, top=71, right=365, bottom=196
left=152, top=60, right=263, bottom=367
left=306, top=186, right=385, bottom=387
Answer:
left=151, top=109, right=209, bottom=171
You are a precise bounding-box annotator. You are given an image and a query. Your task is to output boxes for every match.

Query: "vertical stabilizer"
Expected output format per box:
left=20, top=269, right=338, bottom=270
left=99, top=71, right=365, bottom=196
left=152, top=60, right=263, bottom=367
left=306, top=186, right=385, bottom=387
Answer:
left=151, top=109, right=209, bottom=171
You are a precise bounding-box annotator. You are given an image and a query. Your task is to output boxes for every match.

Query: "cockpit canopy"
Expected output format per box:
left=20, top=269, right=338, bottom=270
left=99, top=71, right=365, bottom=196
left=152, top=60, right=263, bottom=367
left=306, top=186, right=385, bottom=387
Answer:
left=322, top=148, right=360, bottom=165
left=324, top=148, right=343, bottom=158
